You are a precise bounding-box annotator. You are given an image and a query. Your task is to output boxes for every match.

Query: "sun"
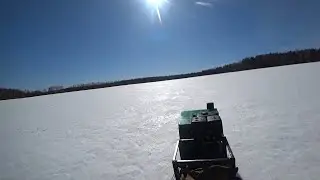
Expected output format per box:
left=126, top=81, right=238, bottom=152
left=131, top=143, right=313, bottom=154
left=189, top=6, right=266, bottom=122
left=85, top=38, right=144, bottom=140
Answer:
left=146, top=0, right=166, bottom=8
left=145, top=0, right=168, bottom=24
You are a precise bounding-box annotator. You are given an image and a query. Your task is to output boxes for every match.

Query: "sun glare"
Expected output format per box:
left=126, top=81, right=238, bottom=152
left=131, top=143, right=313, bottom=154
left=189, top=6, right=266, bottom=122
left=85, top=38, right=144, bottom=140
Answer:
left=146, top=0, right=168, bottom=24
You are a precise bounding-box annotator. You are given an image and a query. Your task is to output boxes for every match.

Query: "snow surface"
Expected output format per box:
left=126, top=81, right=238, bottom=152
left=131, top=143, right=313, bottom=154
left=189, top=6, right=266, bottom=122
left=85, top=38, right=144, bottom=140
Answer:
left=1, top=62, right=320, bottom=180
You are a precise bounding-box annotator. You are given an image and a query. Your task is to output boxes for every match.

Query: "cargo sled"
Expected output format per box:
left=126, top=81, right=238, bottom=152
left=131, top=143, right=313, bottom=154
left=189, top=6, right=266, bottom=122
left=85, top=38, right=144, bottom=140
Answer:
left=172, top=102, right=239, bottom=180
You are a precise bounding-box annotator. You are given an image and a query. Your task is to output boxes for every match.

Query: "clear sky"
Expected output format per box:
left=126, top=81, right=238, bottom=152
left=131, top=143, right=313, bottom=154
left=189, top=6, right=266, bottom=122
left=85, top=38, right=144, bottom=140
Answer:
left=1, top=0, right=320, bottom=90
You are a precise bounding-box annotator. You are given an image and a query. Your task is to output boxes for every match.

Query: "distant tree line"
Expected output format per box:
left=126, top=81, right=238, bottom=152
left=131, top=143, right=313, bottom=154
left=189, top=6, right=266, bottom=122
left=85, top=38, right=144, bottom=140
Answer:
left=1, top=48, right=320, bottom=100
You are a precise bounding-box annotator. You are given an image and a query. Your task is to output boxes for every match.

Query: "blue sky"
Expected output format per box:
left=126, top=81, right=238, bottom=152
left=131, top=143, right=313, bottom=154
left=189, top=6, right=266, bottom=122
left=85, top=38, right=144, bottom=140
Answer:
left=1, top=0, right=320, bottom=90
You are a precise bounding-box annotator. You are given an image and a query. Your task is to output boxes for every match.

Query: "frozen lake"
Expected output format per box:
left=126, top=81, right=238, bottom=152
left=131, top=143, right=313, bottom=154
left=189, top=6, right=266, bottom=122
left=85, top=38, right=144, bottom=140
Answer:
left=1, top=62, right=320, bottom=180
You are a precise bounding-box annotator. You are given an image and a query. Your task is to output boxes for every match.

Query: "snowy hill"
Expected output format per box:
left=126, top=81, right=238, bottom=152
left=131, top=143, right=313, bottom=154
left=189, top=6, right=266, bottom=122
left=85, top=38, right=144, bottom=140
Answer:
left=1, top=62, right=320, bottom=180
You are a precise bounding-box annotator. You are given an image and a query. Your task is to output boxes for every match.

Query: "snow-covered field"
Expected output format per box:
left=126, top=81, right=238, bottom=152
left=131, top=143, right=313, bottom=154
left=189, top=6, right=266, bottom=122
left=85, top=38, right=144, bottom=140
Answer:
left=1, top=62, right=320, bottom=180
